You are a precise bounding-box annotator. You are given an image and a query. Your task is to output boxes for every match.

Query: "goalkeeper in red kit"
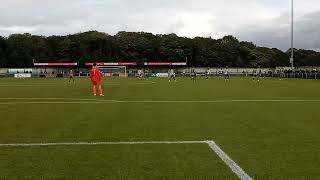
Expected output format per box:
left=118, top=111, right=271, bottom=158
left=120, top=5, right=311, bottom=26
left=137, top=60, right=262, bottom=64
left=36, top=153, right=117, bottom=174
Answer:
left=90, top=63, right=104, bottom=96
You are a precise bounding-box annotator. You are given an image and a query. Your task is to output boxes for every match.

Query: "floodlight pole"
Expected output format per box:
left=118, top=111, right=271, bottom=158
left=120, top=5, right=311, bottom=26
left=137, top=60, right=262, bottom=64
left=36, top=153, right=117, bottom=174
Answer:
left=290, top=0, right=294, bottom=70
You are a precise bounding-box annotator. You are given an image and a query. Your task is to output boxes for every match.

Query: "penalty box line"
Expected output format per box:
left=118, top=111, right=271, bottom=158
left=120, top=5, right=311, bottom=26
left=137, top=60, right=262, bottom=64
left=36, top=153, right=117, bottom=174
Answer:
left=0, top=140, right=252, bottom=180
left=2, top=100, right=320, bottom=105
left=1, top=97, right=320, bottom=105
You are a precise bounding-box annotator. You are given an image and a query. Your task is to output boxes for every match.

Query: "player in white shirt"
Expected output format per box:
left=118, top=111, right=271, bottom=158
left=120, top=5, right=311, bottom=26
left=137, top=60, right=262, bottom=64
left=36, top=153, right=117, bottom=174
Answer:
left=168, top=69, right=176, bottom=82
left=205, top=69, right=209, bottom=80
left=224, top=69, right=230, bottom=81
left=137, top=69, right=143, bottom=78
left=68, top=69, right=75, bottom=83
left=253, top=69, right=260, bottom=82
left=191, top=69, right=197, bottom=82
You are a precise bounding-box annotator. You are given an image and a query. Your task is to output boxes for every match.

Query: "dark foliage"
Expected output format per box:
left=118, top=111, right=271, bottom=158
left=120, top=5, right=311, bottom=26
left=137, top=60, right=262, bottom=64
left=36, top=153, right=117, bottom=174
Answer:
left=0, top=31, right=319, bottom=67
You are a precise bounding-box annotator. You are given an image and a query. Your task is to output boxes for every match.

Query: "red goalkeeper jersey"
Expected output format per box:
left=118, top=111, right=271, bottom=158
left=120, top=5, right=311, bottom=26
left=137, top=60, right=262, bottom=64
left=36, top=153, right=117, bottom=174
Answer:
left=90, top=67, right=102, bottom=82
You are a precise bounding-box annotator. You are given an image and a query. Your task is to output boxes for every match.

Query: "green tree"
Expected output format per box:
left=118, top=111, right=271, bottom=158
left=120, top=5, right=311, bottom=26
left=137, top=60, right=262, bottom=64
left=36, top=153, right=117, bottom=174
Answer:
left=1, top=31, right=320, bottom=68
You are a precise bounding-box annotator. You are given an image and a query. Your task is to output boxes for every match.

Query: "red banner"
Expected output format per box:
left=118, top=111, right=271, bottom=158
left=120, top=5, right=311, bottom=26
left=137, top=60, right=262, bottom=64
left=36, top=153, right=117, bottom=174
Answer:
left=34, top=62, right=77, bottom=66
left=144, top=62, right=187, bottom=66
left=85, top=62, right=137, bottom=66
left=103, top=73, right=113, bottom=77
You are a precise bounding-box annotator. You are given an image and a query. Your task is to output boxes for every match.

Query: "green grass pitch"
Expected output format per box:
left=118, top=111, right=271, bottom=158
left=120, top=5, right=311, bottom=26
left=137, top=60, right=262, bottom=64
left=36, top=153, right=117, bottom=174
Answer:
left=0, top=76, right=320, bottom=179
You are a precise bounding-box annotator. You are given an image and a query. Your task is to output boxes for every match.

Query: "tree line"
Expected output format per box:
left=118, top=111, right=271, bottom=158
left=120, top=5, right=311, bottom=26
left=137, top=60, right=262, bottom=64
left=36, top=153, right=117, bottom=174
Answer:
left=0, top=31, right=319, bottom=68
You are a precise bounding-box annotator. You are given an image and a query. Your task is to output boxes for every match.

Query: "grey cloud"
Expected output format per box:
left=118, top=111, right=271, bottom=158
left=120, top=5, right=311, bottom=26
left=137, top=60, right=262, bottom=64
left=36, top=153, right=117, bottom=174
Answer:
left=236, top=11, right=320, bottom=51
left=0, top=0, right=319, bottom=51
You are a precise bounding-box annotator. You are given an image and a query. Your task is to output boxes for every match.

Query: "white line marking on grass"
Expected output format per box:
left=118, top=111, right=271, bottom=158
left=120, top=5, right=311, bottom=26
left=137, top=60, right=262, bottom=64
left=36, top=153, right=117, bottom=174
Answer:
left=0, top=102, right=117, bottom=105
left=0, top=141, right=206, bottom=147
left=0, top=98, right=119, bottom=105
left=207, top=141, right=253, bottom=180
left=0, top=98, right=105, bottom=101
left=0, top=140, right=252, bottom=179
left=112, top=99, right=320, bottom=103
left=1, top=98, right=320, bottom=105
left=0, top=84, right=59, bottom=87
left=0, top=81, right=156, bottom=87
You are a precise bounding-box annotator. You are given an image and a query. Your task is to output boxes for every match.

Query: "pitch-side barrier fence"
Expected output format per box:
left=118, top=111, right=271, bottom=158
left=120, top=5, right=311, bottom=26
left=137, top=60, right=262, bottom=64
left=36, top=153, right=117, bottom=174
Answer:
left=0, top=67, right=319, bottom=80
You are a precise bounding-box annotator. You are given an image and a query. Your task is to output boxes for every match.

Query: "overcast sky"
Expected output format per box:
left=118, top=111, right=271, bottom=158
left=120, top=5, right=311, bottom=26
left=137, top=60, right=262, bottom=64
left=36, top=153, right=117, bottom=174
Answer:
left=0, top=0, right=319, bottom=51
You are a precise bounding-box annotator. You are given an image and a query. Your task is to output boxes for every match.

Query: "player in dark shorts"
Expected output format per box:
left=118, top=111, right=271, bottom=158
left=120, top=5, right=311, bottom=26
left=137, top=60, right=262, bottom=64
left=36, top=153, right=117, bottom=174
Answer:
left=224, top=70, right=230, bottom=81
left=191, top=69, right=197, bottom=82
left=205, top=69, right=209, bottom=80
left=68, top=69, right=75, bottom=83
left=137, top=69, right=143, bottom=79
left=253, top=70, right=259, bottom=82
left=168, top=69, right=176, bottom=82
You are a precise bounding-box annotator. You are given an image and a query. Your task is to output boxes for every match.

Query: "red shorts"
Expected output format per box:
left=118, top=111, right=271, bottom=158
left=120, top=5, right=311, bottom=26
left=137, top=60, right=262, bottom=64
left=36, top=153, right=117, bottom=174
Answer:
left=91, top=80, right=102, bottom=85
